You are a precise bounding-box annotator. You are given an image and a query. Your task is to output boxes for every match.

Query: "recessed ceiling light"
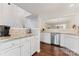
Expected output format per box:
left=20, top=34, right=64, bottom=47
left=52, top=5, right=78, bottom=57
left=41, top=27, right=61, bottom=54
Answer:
left=69, top=4, right=74, bottom=7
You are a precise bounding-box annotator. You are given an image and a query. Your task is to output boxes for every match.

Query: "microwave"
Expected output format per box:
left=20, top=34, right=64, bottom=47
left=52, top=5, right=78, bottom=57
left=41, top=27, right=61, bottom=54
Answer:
left=0, top=25, right=10, bottom=36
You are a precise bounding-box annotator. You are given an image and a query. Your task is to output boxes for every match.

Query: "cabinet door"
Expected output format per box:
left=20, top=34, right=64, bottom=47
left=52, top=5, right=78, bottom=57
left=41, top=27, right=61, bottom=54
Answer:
left=0, top=39, right=20, bottom=56
left=69, top=36, right=79, bottom=54
left=34, top=35, right=40, bottom=52
left=63, top=35, right=73, bottom=50
left=20, top=38, right=30, bottom=56
left=41, top=33, right=51, bottom=44
left=0, top=47, right=20, bottom=56
left=60, top=34, right=71, bottom=48
left=60, top=34, right=65, bottom=46
left=30, top=36, right=37, bottom=55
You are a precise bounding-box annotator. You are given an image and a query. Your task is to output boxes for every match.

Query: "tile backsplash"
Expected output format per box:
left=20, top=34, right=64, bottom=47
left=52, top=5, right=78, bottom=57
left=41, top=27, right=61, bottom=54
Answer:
left=9, top=27, right=28, bottom=37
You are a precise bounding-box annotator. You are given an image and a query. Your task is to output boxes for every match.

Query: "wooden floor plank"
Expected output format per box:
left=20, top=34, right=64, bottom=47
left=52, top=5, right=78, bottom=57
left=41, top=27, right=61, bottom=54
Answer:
left=33, top=42, right=69, bottom=56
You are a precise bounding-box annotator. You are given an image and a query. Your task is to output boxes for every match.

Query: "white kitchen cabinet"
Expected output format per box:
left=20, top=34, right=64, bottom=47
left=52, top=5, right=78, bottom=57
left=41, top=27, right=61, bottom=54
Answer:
left=65, top=35, right=74, bottom=50
left=41, top=33, right=51, bottom=44
left=60, top=34, right=73, bottom=48
left=60, top=34, right=72, bottom=48
left=20, top=38, right=30, bottom=56
left=0, top=39, right=20, bottom=56
left=60, top=34, right=79, bottom=54
left=30, top=36, right=37, bottom=55
left=0, top=36, right=38, bottom=56
left=1, top=47, right=20, bottom=56
left=60, top=34, right=65, bottom=47
left=34, top=35, right=40, bottom=52
left=61, top=35, right=77, bottom=51
left=67, top=35, right=79, bottom=54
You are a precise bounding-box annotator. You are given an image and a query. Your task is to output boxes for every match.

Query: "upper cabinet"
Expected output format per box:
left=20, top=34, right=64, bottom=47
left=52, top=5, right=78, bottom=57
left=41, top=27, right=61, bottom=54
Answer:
left=0, top=3, right=31, bottom=27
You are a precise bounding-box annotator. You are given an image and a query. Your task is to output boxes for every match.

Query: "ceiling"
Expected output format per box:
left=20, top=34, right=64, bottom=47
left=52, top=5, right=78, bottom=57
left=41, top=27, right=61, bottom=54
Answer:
left=15, top=3, right=79, bottom=21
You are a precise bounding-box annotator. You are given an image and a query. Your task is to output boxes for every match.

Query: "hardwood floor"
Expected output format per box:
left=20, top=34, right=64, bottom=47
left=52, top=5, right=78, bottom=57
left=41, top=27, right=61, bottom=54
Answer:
left=33, top=42, right=69, bottom=56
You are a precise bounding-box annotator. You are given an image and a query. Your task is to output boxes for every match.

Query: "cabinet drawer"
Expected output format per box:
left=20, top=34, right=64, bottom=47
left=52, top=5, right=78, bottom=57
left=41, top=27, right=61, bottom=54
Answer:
left=0, top=46, right=20, bottom=56
left=0, top=39, right=20, bottom=51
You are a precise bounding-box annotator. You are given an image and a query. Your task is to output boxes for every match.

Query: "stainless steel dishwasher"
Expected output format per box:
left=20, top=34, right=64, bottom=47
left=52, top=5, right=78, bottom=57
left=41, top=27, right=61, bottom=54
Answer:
left=51, top=33, right=60, bottom=46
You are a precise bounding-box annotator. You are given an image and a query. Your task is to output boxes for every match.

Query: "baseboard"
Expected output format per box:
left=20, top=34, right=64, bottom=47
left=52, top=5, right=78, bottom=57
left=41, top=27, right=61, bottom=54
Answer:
left=40, top=41, right=51, bottom=45
left=41, top=41, right=62, bottom=47
left=51, top=44, right=61, bottom=47
left=32, top=52, right=37, bottom=56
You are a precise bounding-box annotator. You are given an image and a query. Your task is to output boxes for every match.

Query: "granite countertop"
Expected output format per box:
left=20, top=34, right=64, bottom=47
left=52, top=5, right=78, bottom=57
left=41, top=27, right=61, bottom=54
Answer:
left=0, top=33, right=34, bottom=43
left=41, top=29, right=79, bottom=36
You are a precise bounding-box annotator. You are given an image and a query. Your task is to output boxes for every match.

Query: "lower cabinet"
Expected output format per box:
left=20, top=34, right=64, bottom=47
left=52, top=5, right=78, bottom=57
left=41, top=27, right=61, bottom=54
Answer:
left=60, top=34, right=65, bottom=47
left=0, top=36, right=38, bottom=56
left=41, top=33, right=51, bottom=44
left=0, top=47, right=20, bottom=56
left=0, top=39, right=21, bottom=56
left=60, top=34, right=73, bottom=48
left=20, top=38, right=30, bottom=56
left=60, top=34, right=79, bottom=54
left=30, top=36, right=37, bottom=55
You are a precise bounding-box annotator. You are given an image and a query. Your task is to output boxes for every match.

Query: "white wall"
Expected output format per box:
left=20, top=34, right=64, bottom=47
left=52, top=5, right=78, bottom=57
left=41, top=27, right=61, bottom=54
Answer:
left=25, top=15, right=39, bottom=28
left=0, top=3, right=31, bottom=28
left=70, top=15, right=79, bottom=26
left=66, top=15, right=79, bottom=29
left=38, top=16, right=47, bottom=30
left=44, top=16, right=74, bottom=29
